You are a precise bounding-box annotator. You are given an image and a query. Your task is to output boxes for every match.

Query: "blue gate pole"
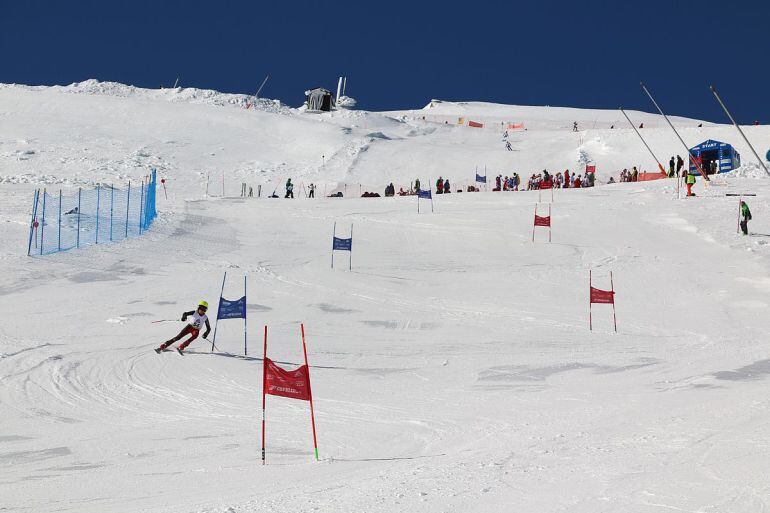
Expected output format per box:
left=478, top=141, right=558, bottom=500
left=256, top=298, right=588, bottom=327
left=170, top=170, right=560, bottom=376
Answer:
left=57, top=190, right=62, bottom=252
left=40, top=190, right=47, bottom=255
left=243, top=275, right=247, bottom=356
left=139, top=179, right=145, bottom=234
left=109, top=184, right=114, bottom=242
left=95, top=185, right=100, bottom=244
left=210, top=271, right=227, bottom=352
left=76, top=188, right=82, bottom=248
left=27, top=189, right=39, bottom=256
left=125, top=181, right=131, bottom=238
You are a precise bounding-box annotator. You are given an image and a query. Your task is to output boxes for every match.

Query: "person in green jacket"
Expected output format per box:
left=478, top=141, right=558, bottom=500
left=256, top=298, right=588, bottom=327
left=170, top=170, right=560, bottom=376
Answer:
left=740, top=201, right=752, bottom=235
left=685, top=171, right=696, bottom=196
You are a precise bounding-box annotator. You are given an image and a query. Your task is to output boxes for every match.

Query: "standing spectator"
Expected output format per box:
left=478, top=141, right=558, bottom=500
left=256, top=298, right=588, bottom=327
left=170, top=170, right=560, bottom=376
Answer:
left=676, top=155, right=684, bottom=176
left=308, top=183, right=316, bottom=198
left=564, top=169, right=570, bottom=188
left=740, top=201, right=752, bottom=235
left=436, top=176, right=444, bottom=194
left=669, top=157, right=675, bottom=177
left=632, top=167, right=639, bottom=182
left=285, top=178, right=294, bottom=198
left=443, top=179, right=451, bottom=194
left=685, top=171, right=696, bottom=196
left=415, top=178, right=421, bottom=192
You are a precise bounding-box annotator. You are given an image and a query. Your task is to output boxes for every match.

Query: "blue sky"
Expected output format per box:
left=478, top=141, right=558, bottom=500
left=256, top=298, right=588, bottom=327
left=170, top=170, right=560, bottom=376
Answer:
left=2, top=0, right=767, bottom=122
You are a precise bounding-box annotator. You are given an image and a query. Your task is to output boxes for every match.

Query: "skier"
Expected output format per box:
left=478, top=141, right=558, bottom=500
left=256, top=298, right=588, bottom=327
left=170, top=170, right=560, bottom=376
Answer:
left=573, top=121, right=578, bottom=132
left=685, top=170, right=696, bottom=196
left=285, top=178, right=294, bottom=198
left=155, top=301, right=211, bottom=354
left=505, top=141, right=513, bottom=151
left=740, top=201, right=752, bottom=235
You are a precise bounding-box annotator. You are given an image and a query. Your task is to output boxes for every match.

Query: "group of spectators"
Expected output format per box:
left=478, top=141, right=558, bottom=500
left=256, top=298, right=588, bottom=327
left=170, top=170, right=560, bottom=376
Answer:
left=491, top=170, right=596, bottom=191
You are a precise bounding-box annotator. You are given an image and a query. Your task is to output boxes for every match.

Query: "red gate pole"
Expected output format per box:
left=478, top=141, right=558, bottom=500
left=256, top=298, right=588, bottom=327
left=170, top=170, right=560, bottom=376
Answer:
left=549, top=204, right=552, bottom=242
left=611, top=271, right=617, bottom=333
left=589, top=270, right=593, bottom=331
left=532, top=204, right=537, bottom=242
left=301, top=324, right=319, bottom=461
left=261, top=325, right=267, bottom=465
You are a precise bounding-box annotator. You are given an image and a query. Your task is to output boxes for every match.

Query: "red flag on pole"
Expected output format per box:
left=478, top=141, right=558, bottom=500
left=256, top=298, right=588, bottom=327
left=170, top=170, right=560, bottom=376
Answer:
left=264, top=358, right=311, bottom=401
left=532, top=204, right=552, bottom=242
left=589, top=271, right=617, bottom=332
left=585, top=164, right=596, bottom=174
left=261, top=324, right=319, bottom=465
left=534, top=215, right=551, bottom=227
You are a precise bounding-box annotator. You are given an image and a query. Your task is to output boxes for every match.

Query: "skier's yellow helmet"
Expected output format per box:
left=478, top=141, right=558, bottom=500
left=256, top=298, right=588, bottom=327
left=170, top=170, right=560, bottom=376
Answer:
left=198, top=300, right=209, bottom=309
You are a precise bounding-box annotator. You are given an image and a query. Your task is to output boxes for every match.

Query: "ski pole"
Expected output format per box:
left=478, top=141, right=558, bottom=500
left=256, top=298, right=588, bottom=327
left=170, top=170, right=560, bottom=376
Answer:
left=151, top=319, right=178, bottom=323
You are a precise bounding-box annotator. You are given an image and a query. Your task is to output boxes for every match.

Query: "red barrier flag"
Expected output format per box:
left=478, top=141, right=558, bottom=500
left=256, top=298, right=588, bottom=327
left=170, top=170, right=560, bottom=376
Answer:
left=586, top=165, right=596, bottom=174
left=468, top=120, right=484, bottom=128
left=590, top=286, right=615, bottom=304
left=264, top=358, right=311, bottom=401
left=534, top=215, right=551, bottom=227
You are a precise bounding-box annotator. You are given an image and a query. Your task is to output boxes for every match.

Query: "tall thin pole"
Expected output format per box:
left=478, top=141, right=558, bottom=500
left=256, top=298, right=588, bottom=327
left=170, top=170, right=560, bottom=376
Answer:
left=640, top=82, right=709, bottom=180
left=331, top=222, right=336, bottom=269
left=589, top=270, right=593, bottom=331
left=710, top=85, right=770, bottom=178
left=255, top=75, right=270, bottom=99
left=139, top=180, right=145, bottom=234
left=27, top=189, right=39, bottom=256
left=619, top=108, right=666, bottom=174
left=301, top=324, right=319, bottom=461
left=95, top=185, right=100, bottom=244
left=261, top=325, right=267, bottom=465
left=76, top=188, right=82, bottom=248
left=243, top=275, right=248, bottom=356
left=40, top=190, right=47, bottom=255
left=611, top=271, right=617, bottom=333
left=532, top=204, right=537, bottom=242
left=211, top=272, right=227, bottom=352
left=125, top=181, right=131, bottom=238
left=349, top=224, right=353, bottom=270
left=57, top=190, right=62, bottom=251
left=549, top=204, right=552, bottom=243
left=109, top=184, right=114, bottom=242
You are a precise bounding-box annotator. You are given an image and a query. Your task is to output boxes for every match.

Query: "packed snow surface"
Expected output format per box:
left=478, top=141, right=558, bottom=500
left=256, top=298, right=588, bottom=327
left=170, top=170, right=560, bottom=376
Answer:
left=2, top=81, right=770, bottom=512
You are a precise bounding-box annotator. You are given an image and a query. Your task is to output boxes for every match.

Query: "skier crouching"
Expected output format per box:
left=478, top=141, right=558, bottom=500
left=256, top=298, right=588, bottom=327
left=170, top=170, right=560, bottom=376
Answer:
left=155, top=301, right=211, bottom=354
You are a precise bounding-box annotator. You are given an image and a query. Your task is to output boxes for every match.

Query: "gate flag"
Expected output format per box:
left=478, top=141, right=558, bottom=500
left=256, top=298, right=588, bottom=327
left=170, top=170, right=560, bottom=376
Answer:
left=211, top=272, right=249, bottom=355
left=589, top=270, right=617, bottom=332
left=475, top=173, right=487, bottom=183
left=331, top=222, right=353, bottom=269
left=264, top=358, right=311, bottom=401
left=261, top=324, right=319, bottom=464
left=532, top=204, right=552, bottom=242
left=218, top=295, right=246, bottom=319
left=418, top=188, right=432, bottom=199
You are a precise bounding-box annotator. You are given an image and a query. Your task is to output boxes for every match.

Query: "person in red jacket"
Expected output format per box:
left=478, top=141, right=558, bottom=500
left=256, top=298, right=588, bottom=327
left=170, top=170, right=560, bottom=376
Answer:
left=564, top=169, right=570, bottom=188
left=573, top=176, right=582, bottom=188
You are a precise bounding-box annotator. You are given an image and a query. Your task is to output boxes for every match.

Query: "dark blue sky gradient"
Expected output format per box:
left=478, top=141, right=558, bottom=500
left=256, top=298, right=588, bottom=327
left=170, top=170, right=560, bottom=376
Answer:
left=2, top=0, right=768, bottom=122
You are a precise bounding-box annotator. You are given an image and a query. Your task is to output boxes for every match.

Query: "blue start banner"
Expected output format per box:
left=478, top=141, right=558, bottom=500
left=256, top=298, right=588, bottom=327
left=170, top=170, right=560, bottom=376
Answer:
left=418, top=189, right=432, bottom=199
left=332, top=237, right=352, bottom=251
left=475, top=173, right=486, bottom=183
left=218, top=295, right=247, bottom=320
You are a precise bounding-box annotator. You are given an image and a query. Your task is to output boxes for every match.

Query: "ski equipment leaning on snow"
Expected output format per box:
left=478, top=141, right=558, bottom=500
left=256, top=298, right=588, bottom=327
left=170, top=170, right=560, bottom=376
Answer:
left=155, top=301, right=211, bottom=353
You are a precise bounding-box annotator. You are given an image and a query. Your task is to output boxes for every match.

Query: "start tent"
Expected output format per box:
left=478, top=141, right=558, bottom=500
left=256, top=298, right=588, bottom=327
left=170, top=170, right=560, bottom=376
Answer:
left=689, top=139, right=741, bottom=174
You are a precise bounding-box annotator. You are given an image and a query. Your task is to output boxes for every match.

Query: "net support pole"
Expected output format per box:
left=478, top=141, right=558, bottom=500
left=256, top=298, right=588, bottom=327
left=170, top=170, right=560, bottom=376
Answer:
left=40, top=190, right=47, bottom=255
left=331, top=222, right=336, bottom=269
left=301, top=323, right=319, bottom=461
left=110, top=184, right=114, bottom=242
left=76, top=188, right=82, bottom=248
left=611, top=271, right=617, bottom=333
left=640, top=82, right=709, bottom=180
left=211, top=271, right=227, bottom=352
left=710, top=85, right=770, bottom=178
left=27, top=189, right=39, bottom=256
left=139, top=180, right=145, bottom=234
left=349, top=224, right=353, bottom=270
left=125, top=181, right=131, bottom=238
left=261, top=325, right=267, bottom=465
left=243, top=275, right=248, bottom=356
left=589, top=270, right=593, bottom=331
left=549, top=204, right=552, bottom=243
left=58, top=190, right=62, bottom=251
left=95, top=185, right=100, bottom=244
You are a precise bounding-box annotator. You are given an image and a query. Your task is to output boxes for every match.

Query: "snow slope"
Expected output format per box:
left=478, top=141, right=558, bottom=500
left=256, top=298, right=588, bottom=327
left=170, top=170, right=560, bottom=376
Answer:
left=2, top=81, right=770, bottom=513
